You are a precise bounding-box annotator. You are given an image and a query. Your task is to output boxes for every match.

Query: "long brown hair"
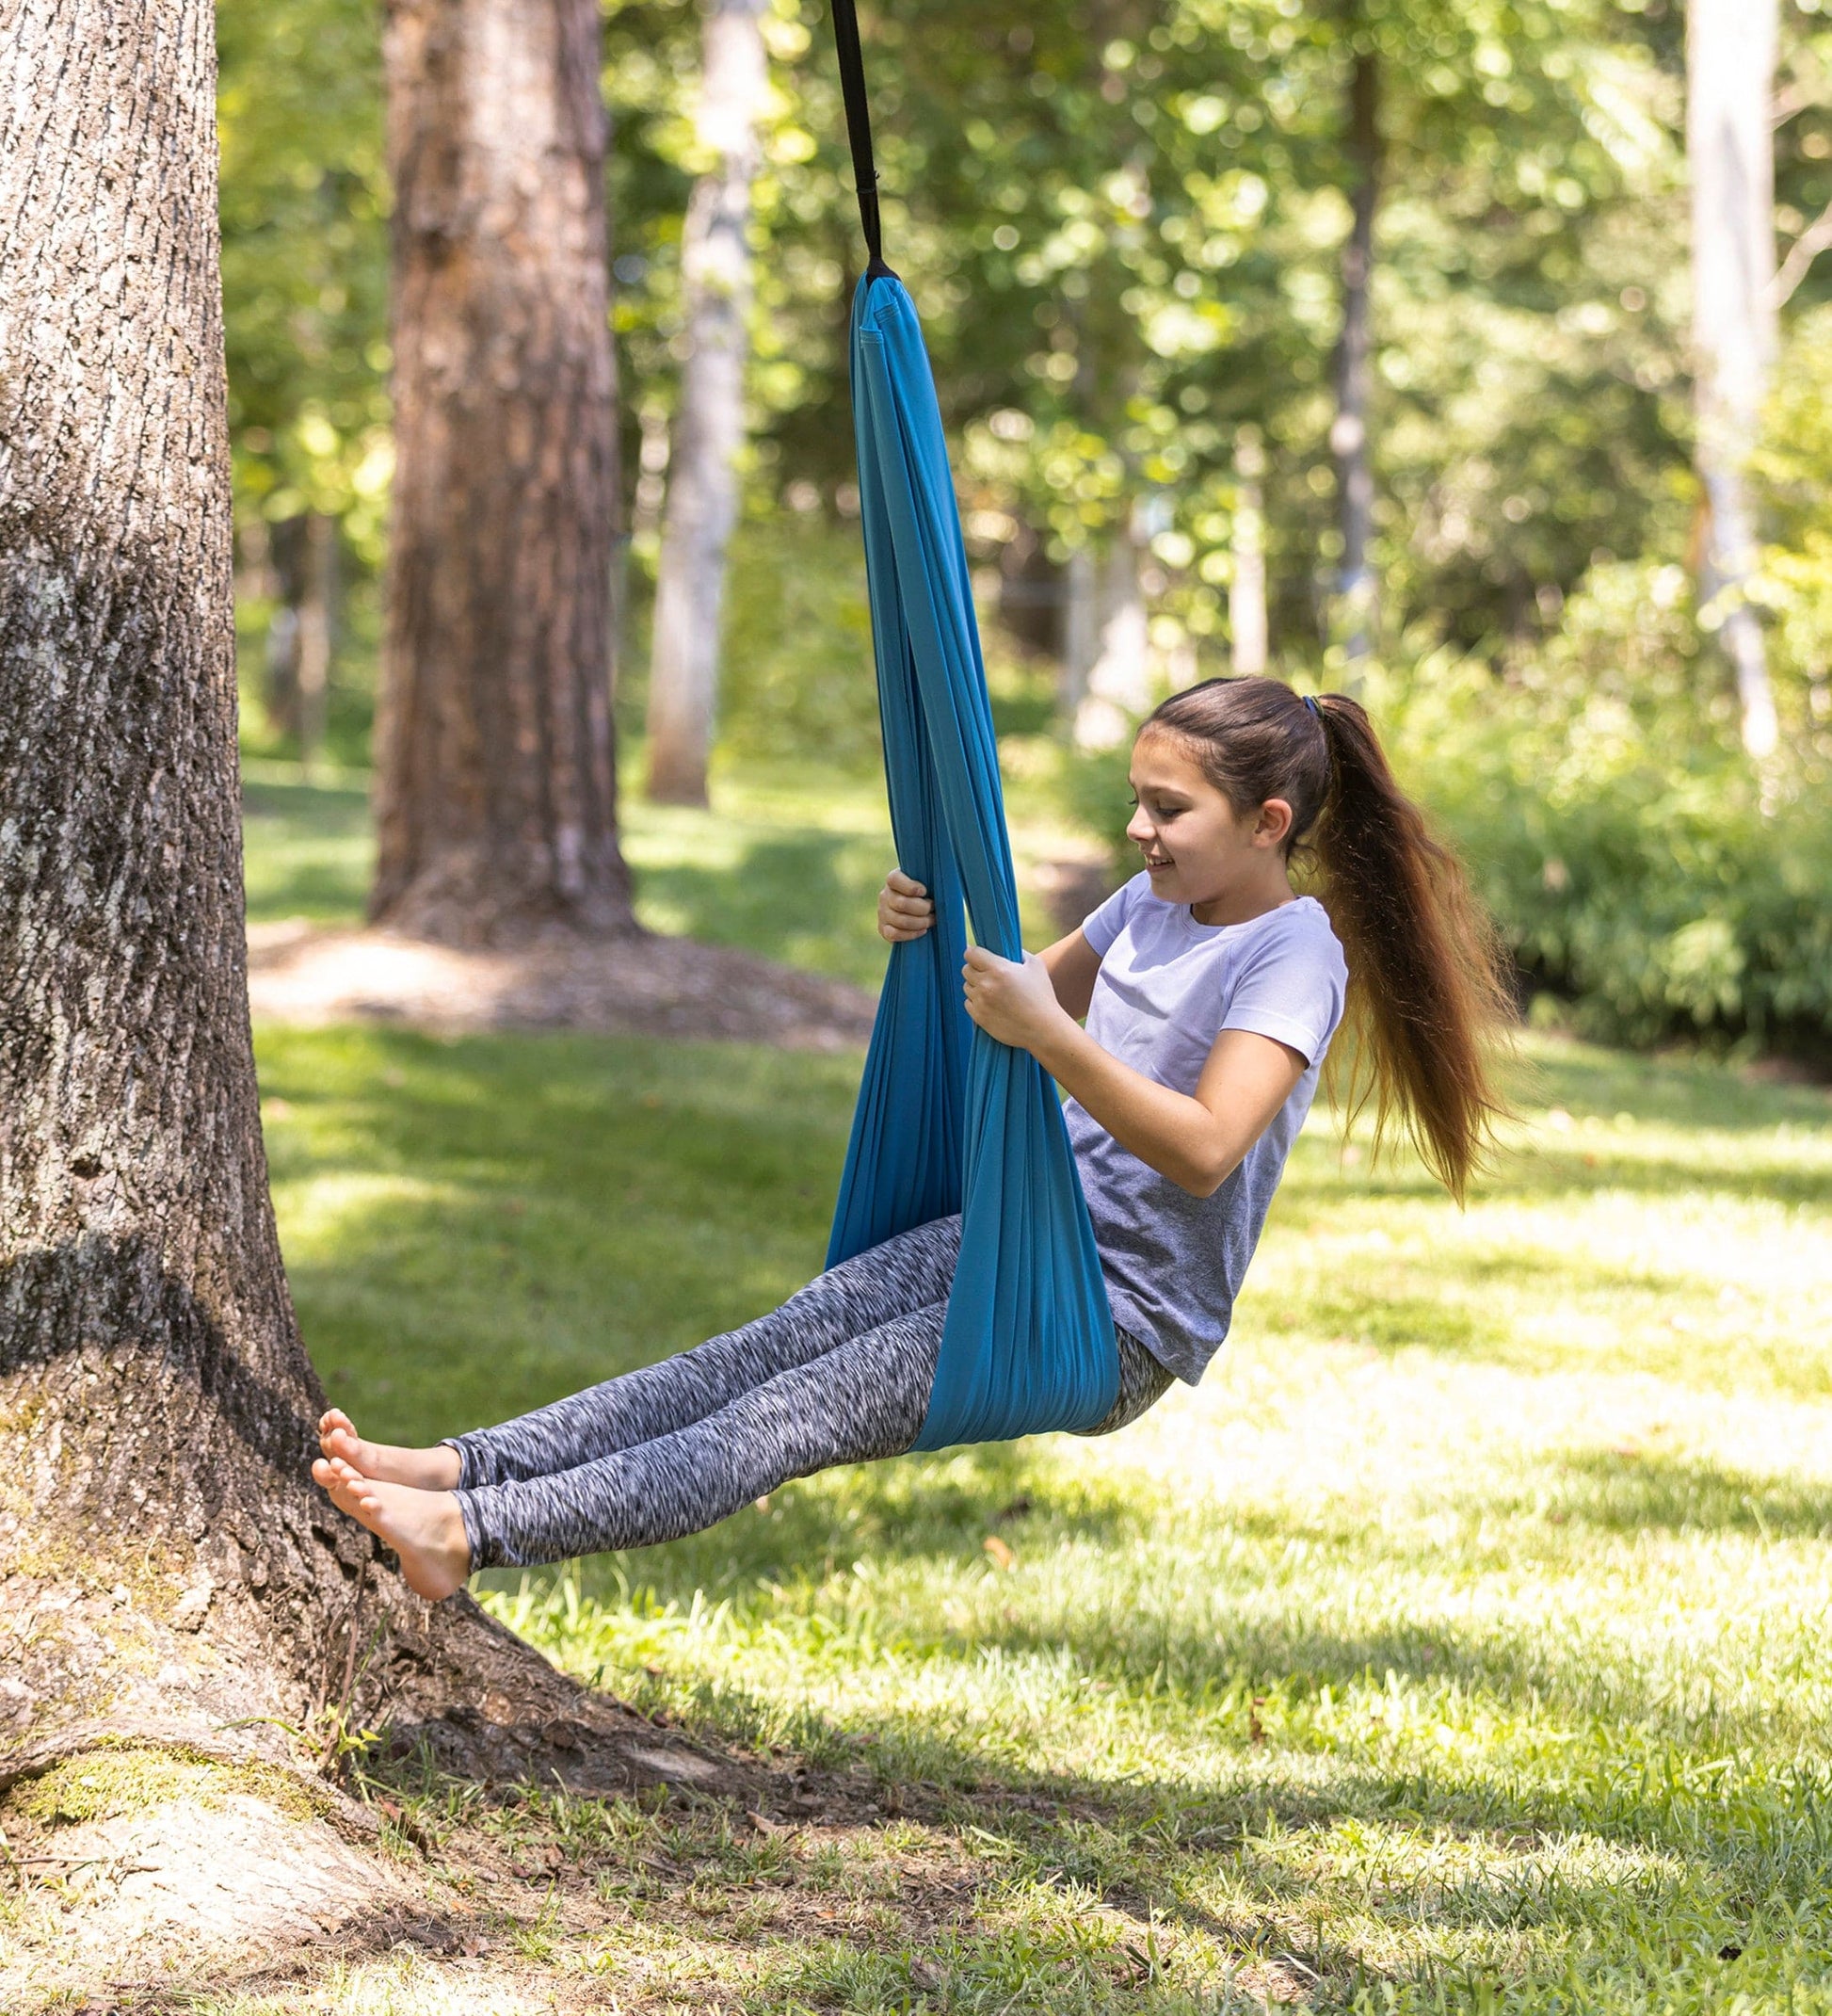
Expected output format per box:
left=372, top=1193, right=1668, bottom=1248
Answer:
left=1144, top=676, right=1514, bottom=1202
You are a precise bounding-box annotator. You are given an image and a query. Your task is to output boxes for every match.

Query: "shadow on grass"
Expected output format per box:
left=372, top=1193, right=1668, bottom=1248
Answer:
left=1525, top=1044, right=1831, bottom=1136
left=474, top=1440, right=1143, bottom=1625
left=477, top=1442, right=1815, bottom=1774
left=257, top=1024, right=860, bottom=1444
left=1544, top=1445, right=1832, bottom=1540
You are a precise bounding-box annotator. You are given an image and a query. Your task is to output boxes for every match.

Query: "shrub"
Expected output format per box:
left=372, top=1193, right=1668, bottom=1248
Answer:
left=717, top=516, right=882, bottom=770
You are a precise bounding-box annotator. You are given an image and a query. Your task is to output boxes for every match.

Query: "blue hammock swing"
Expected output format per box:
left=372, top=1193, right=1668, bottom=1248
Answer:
left=821, top=0, right=1119, bottom=1449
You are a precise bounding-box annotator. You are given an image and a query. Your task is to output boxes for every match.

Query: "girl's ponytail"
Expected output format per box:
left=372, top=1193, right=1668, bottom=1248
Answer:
left=1309, top=693, right=1513, bottom=1203
left=1144, top=677, right=1514, bottom=1203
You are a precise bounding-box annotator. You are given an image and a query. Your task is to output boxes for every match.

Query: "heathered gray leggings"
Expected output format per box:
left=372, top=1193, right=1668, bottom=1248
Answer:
left=448, top=1216, right=1172, bottom=1570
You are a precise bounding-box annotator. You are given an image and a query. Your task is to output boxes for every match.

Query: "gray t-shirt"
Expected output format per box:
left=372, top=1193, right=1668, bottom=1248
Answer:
left=1066, top=876, right=1348, bottom=1384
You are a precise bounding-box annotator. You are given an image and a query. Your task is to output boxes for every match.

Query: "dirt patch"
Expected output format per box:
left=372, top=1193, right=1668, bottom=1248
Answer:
left=247, top=922, right=878, bottom=1051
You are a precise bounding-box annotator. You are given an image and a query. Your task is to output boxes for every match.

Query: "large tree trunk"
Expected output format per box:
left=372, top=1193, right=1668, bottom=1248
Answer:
left=0, top=0, right=368, bottom=1745
left=373, top=0, right=635, bottom=944
left=1687, top=0, right=1779, bottom=761
left=1331, top=46, right=1380, bottom=676
left=0, top=0, right=664, bottom=1837
left=645, top=0, right=769, bottom=807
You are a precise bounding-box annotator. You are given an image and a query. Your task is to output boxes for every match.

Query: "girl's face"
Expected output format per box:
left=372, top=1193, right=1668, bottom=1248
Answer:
left=1124, top=730, right=1294, bottom=911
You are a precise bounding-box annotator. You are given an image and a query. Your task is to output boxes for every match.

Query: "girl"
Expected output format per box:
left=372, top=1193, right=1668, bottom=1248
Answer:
left=313, top=677, right=1512, bottom=1599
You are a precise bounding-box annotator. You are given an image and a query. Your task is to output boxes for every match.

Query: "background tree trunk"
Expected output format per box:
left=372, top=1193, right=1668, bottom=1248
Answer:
left=1331, top=45, right=1380, bottom=676
left=1230, top=426, right=1269, bottom=677
left=373, top=0, right=635, bottom=943
left=296, top=512, right=338, bottom=778
left=1687, top=0, right=1779, bottom=761
left=266, top=514, right=341, bottom=772
left=1060, top=546, right=1098, bottom=726
left=645, top=0, right=770, bottom=807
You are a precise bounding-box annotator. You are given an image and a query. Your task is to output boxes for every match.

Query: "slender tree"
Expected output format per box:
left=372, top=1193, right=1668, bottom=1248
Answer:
left=1230, top=427, right=1269, bottom=678
left=373, top=0, right=634, bottom=943
left=1331, top=42, right=1380, bottom=673
left=645, top=0, right=770, bottom=807
left=1687, top=0, right=1780, bottom=760
left=266, top=513, right=340, bottom=774
left=1072, top=503, right=1157, bottom=749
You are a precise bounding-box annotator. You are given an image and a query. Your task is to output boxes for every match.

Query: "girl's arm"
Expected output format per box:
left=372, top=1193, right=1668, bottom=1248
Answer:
left=877, top=870, right=1102, bottom=1019
left=960, top=946, right=1305, bottom=1197
left=1037, top=927, right=1103, bottom=1020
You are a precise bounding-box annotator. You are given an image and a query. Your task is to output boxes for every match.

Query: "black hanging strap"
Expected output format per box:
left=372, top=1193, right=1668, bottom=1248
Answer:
left=830, top=0, right=894, bottom=278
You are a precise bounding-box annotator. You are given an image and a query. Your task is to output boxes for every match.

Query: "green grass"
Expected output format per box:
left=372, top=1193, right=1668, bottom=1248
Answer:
left=261, top=1024, right=856, bottom=1434
left=241, top=766, right=378, bottom=926
left=253, top=1008, right=1832, bottom=2012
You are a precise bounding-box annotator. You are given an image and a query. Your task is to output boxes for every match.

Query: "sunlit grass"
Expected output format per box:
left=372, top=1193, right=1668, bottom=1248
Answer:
left=251, top=1008, right=1832, bottom=2010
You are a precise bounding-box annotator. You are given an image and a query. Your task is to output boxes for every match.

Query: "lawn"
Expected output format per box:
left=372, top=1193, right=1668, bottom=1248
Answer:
left=254, top=990, right=1832, bottom=2009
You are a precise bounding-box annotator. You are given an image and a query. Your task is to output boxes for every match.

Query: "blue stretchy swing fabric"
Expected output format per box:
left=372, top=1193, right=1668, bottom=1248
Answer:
left=824, top=269, right=1119, bottom=1450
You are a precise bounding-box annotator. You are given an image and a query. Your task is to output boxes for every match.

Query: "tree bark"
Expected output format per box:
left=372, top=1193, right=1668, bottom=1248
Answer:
left=0, top=0, right=650, bottom=1797
left=0, top=0, right=372, bottom=1734
left=1331, top=45, right=1380, bottom=675
left=1688, top=0, right=1780, bottom=761
left=645, top=0, right=770, bottom=807
left=1230, top=426, right=1269, bottom=678
left=373, top=0, right=635, bottom=944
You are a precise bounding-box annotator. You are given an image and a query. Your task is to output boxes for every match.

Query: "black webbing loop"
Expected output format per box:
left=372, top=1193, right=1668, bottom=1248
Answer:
left=829, top=0, right=894, bottom=278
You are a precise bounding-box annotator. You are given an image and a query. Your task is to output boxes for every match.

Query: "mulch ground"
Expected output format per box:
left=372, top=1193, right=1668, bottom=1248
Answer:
left=247, top=922, right=880, bottom=1052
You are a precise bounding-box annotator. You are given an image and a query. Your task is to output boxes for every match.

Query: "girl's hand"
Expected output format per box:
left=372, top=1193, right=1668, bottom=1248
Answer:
left=962, top=944, right=1070, bottom=1053
left=877, top=868, right=935, bottom=943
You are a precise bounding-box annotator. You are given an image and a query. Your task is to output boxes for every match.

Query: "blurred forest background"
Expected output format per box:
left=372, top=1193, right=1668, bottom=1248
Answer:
left=219, top=0, right=1832, bottom=1060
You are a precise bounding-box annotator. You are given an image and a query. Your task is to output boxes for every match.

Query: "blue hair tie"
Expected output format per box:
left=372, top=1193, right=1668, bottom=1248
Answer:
left=1302, top=693, right=1323, bottom=720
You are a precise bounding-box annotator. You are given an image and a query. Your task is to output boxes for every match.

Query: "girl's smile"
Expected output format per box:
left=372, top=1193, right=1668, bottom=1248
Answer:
left=1126, top=728, right=1297, bottom=927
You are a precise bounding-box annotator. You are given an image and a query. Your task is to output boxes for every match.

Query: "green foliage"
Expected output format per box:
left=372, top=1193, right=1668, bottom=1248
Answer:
left=213, top=0, right=1707, bottom=661
left=217, top=0, right=391, bottom=552
left=1374, top=576, right=1832, bottom=1054
left=213, top=0, right=1832, bottom=1052
left=1755, top=302, right=1832, bottom=759
left=714, top=517, right=881, bottom=769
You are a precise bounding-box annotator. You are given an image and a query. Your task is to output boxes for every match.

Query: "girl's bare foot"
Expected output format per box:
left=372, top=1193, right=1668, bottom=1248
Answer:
left=312, top=1455, right=472, bottom=1601
left=317, top=1408, right=461, bottom=1490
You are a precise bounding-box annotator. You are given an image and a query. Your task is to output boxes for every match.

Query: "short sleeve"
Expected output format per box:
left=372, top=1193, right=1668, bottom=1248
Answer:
left=1081, top=872, right=1147, bottom=957
left=1219, top=910, right=1348, bottom=1067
